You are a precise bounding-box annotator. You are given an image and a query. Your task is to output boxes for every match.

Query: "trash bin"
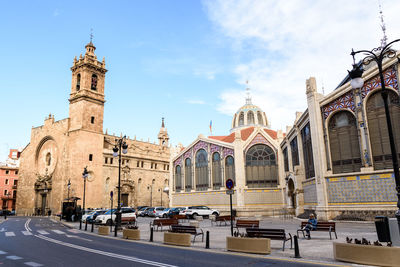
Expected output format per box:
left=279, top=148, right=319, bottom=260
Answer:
left=232, top=209, right=237, bottom=217
left=375, top=216, right=391, bottom=242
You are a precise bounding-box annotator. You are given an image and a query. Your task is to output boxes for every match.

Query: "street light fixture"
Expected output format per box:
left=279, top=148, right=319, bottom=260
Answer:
left=82, top=167, right=89, bottom=218
left=112, top=136, right=128, bottom=237
left=349, top=39, right=400, bottom=231
left=67, top=179, right=71, bottom=202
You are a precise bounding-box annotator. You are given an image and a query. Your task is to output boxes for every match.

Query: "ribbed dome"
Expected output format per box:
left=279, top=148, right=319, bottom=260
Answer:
left=231, top=103, right=268, bottom=130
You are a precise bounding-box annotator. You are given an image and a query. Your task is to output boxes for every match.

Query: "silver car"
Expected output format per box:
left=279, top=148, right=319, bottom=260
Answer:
left=155, top=208, right=170, bottom=218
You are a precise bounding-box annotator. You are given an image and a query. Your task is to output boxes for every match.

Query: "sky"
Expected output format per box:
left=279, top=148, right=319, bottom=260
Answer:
left=1, top=0, right=400, bottom=161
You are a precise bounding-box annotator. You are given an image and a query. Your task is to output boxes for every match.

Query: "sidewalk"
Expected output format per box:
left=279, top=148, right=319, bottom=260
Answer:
left=59, top=216, right=378, bottom=266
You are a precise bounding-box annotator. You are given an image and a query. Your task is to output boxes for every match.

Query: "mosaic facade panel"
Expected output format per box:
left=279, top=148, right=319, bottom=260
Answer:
left=210, top=144, right=221, bottom=154
left=222, top=147, right=234, bottom=158
left=303, top=179, right=317, bottom=205
left=246, top=133, right=275, bottom=152
left=326, top=173, right=397, bottom=204
left=183, top=148, right=192, bottom=159
left=361, top=67, right=398, bottom=99
left=322, top=91, right=355, bottom=119
left=174, top=157, right=182, bottom=167
left=193, top=141, right=208, bottom=153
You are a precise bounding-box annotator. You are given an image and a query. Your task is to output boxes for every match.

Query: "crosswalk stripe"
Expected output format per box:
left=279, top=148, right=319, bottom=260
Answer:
left=6, top=255, right=23, bottom=260
left=22, top=231, right=33, bottom=236
left=68, top=229, right=80, bottom=233
left=0, top=250, right=7, bottom=254
left=25, top=262, right=43, bottom=266
left=5, top=232, right=15, bottom=237
left=51, top=230, right=65, bottom=234
left=36, top=230, right=49, bottom=235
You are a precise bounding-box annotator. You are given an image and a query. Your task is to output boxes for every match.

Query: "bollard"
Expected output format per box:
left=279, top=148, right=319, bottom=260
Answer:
left=91, top=221, right=94, bottom=232
left=60, top=215, right=62, bottom=221
left=79, top=220, right=82, bottom=230
left=85, top=220, right=88, bottom=231
left=150, top=226, right=153, bottom=242
left=294, top=235, right=301, bottom=258
left=205, top=231, right=210, bottom=249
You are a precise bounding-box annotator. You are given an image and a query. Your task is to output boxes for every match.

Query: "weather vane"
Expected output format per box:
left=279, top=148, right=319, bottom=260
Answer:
left=90, top=28, right=93, bottom=43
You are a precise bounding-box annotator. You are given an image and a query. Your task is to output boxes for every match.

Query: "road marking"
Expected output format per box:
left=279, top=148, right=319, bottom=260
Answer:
left=0, top=251, right=7, bottom=255
left=22, top=231, right=33, bottom=236
left=36, top=235, right=177, bottom=267
left=24, top=262, right=43, bottom=266
left=51, top=230, right=65, bottom=234
left=65, top=235, right=92, bottom=242
left=36, top=230, right=49, bottom=235
left=0, top=228, right=6, bottom=232
left=68, top=229, right=80, bottom=233
left=25, top=219, right=32, bottom=232
left=5, top=232, right=15, bottom=237
left=6, top=255, right=22, bottom=260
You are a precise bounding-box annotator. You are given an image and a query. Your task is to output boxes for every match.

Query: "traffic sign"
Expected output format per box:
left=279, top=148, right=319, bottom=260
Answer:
left=226, top=190, right=234, bottom=195
left=226, top=179, right=234, bottom=190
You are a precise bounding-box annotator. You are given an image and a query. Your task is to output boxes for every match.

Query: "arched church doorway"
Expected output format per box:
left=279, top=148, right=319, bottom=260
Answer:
left=287, top=179, right=296, bottom=209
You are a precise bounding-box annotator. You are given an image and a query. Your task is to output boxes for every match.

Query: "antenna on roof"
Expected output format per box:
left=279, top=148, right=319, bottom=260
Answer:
left=379, top=0, right=388, bottom=49
left=245, top=80, right=252, bottom=105
left=322, top=79, right=325, bottom=95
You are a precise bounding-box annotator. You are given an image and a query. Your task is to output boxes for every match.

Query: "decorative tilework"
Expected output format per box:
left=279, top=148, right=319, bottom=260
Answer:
left=326, top=173, right=397, bottom=204
left=210, top=144, right=221, bottom=154
left=322, top=91, right=355, bottom=119
left=361, top=67, right=398, bottom=100
left=222, top=147, right=234, bottom=158
left=193, top=141, right=208, bottom=153
left=174, top=157, right=182, bottom=167
left=183, top=148, right=192, bottom=160
left=302, top=179, right=317, bottom=205
left=246, top=133, right=275, bottom=152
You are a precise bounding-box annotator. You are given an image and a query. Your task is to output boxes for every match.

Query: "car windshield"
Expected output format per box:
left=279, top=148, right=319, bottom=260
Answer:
left=139, top=207, right=147, bottom=211
left=104, top=209, right=117, bottom=215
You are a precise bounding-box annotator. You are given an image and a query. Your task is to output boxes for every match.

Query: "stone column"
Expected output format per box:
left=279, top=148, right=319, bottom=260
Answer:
left=306, top=77, right=329, bottom=220
left=233, top=131, right=245, bottom=209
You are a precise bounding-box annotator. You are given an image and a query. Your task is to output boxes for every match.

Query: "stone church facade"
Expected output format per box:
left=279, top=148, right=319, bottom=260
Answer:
left=170, top=53, right=400, bottom=220
left=16, top=42, right=170, bottom=215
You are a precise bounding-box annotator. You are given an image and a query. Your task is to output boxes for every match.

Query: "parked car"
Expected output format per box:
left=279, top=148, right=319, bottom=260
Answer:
left=82, top=210, right=96, bottom=223
left=137, top=207, right=150, bottom=217
left=0, top=210, right=14, bottom=216
left=144, top=207, right=155, bottom=217
left=184, top=206, right=219, bottom=218
left=155, top=208, right=170, bottom=218
left=149, top=207, right=165, bottom=217
left=87, top=209, right=107, bottom=223
left=166, top=207, right=184, bottom=218
left=95, top=207, right=136, bottom=225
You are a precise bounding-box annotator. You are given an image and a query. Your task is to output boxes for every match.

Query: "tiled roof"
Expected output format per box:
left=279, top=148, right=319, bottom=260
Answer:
left=208, top=127, right=278, bottom=144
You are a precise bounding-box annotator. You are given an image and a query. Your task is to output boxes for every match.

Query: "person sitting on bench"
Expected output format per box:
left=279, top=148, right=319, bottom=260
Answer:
left=304, top=214, right=317, bottom=239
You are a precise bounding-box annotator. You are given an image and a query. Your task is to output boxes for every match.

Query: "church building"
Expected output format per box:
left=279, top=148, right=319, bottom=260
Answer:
left=16, top=42, right=170, bottom=215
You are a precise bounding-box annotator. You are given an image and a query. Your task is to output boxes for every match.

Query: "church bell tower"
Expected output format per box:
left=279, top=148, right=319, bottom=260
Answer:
left=68, top=41, right=107, bottom=133
left=158, top=117, right=169, bottom=146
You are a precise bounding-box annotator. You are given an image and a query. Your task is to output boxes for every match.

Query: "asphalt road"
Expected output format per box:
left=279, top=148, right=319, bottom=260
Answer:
left=0, top=217, right=330, bottom=266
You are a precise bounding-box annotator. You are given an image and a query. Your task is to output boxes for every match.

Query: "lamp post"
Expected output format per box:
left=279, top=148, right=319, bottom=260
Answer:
left=82, top=167, right=88, bottom=219
left=67, top=179, right=71, bottom=202
left=349, top=39, right=400, bottom=231
left=112, top=136, right=128, bottom=237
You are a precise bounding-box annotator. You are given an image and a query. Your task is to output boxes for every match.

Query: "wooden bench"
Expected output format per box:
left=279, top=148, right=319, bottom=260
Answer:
left=170, top=225, right=204, bottom=243
left=121, top=217, right=136, bottom=226
left=212, top=215, right=235, bottom=226
left=235, top=219, right=259, bottom=232
left=150, top=218, right=178, bottom=231
left=172, top=214, right=188, bottom=222
left=246, top=228, right=292, bottom=251
left=297, top=221, right=337, bottom=240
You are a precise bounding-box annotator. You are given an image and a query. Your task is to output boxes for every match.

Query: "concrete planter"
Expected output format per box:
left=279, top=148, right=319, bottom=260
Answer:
left=163, top=232, right=191, bottom=247
left=122, top=229, right=140, bottom=240
left=226, top=237, right=271, bottom=254
left=334, top=242, right=400, bottom=267
left=98, top=226, right=110, bottom=236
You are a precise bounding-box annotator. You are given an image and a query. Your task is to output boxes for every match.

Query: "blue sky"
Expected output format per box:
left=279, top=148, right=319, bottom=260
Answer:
left=1, top=0, right=400, bottom=161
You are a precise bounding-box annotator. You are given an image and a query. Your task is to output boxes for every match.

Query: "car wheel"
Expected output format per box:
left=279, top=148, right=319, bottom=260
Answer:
left=192, top=213, right=198, bottom=219
left=212, top=212, right=218, bottom=216
left=163, top=214, right=167, bottom=218
left=106, top=219, right=112, bottom=226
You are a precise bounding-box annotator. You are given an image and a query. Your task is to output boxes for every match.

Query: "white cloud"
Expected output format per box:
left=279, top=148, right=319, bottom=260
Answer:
left=53, top=9, right=60, bottom=17
left=203, top=0, right=400, bottom=130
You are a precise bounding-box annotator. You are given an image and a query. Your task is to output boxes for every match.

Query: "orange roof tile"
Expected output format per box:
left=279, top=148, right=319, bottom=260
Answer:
left=240, top=127, right=254, bottom=141
left=264, top=129, right=278, bottom=139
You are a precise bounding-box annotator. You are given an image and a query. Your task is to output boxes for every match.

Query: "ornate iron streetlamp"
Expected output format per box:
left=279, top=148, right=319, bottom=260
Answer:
left=348, top=39, right=400, bottom=231
left=112, top=136, right=128, bottom=237
left=82, top=167, right=89, bottom=216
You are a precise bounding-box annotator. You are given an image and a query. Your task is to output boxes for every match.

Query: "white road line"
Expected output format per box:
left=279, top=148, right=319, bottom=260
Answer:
left=52, top=230, right=65, bottom=234
left=68, top=229, right=80, bottom=233
left=36, top=230, right=49, bottom=235
left=24, top=262, right=43, bottom=267
left=5, top=232, right=15, bottom=237
left=6, top=255, right=23, bottom=260
left=0, top=250, right=7, bottom=254
left=35, top=234, right=177, bottom=267
left=65, top=235, right=92, bottom=242
left=22, top=231, right=33, bottom=236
